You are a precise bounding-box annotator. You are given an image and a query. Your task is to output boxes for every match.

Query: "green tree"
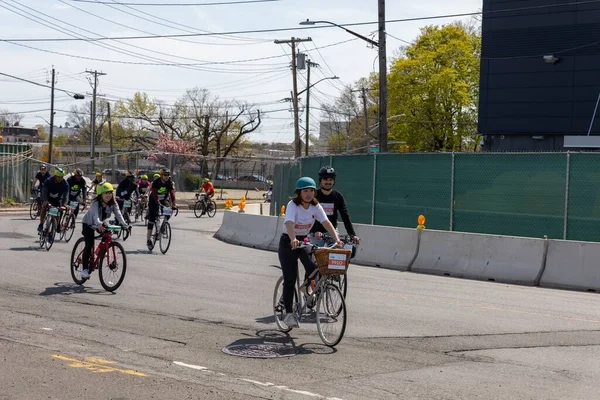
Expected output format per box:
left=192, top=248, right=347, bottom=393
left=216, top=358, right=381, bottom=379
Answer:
left=386, top=22, right=481, bottom=152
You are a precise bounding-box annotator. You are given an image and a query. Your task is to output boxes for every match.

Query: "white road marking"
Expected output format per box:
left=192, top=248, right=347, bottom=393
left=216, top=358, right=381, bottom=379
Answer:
left=175, top=361, right=344, bottom=399
left=41, top=328, right=53, bottom=331
left=173, top=361, right=208, bottom=371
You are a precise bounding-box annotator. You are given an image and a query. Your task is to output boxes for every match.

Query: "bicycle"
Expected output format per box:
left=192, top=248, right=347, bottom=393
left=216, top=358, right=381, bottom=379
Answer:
left=118, top=198, right=134, bottom=241
left=70, top=225, right=128, bottom=292
left=148, top=205, right=174, bottom=254
left=134, top=195, right=147, bottom=223
left=193, top=193, right=217, bottom=218
left=318, top=233, right=358, bottom=299
left=58, top=200, right=79, bottom=243
left=29, top=188, right=42, bottom=220
left=273, top=240, right=351, bottom=347
left=38, top=205, right=64, bottom=251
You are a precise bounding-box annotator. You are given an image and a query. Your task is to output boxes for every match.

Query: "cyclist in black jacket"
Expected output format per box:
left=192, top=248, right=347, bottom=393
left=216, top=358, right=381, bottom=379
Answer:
left=310, top=166, right=360, bottom=244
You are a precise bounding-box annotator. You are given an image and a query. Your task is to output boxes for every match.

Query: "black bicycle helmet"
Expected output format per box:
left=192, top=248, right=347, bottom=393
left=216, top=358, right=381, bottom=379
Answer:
left=318, top=166, right=336, bottom=179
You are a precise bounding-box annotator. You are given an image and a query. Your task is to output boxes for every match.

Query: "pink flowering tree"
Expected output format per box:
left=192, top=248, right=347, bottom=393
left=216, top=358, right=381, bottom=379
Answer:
left=147, top=133, right=198, bottom=172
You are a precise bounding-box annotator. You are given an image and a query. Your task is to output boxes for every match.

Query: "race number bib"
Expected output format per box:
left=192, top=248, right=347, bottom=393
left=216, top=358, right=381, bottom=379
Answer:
left=69, top=201, right=79, bottom=209
left=48, top=207, right=59, bottom=217
left=328, top=253, right=347, bottom=270
left=124, top=200, right=132, bottom=208
left=163, top=207, right=172, bottom=216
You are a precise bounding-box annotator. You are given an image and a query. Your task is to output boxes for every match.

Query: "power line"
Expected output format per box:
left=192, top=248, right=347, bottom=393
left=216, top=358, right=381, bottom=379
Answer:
left=0, top=0, right=283, bottom=73
left=5, top=0, right=600, bottom=42
left=0, top=72, right=83, bottom=97
left=67, top=0, right=280, bottom=5
left=386, top=32, right=411, bottom=45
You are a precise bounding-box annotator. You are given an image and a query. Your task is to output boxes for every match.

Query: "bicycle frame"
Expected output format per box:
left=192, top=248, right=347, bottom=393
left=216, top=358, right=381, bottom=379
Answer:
left=76, top=230, right=116, bottom=272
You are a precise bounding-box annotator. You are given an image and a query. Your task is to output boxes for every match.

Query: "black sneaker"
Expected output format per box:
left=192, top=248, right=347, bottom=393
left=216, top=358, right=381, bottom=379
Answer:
left=147, top=240, right=153, bottom=250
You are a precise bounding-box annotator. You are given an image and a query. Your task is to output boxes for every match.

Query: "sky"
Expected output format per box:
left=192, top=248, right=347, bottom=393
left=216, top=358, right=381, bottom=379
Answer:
left=0, top=0, right=482, bottom=143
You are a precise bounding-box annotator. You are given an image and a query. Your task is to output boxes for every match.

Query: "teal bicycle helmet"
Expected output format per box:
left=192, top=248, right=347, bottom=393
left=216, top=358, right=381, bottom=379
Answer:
left=296, top=177, right=316, bottom=190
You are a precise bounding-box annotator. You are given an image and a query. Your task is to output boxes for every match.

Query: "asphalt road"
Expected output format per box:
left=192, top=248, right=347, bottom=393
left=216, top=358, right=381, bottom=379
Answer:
left=0, top=211, right=599, bottom=399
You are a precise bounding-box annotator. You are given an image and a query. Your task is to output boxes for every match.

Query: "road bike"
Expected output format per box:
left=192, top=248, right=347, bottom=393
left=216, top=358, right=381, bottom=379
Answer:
left=193, top=193, right=217, bottom=218
left=29, top=188, right=42, bottom=220
left=148, top=205, right=175, bottom=254
left=273, top=240, right=351, bottom=347
left=58, top=200, right=79, bottom=243
left=38, top=205, right=63, bottom=251
left=70, top=225, right=127, bottom=292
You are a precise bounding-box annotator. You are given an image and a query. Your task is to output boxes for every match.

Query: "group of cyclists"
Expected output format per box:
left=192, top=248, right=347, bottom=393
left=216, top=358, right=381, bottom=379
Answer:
left=31, top=162, right=359, bottom=332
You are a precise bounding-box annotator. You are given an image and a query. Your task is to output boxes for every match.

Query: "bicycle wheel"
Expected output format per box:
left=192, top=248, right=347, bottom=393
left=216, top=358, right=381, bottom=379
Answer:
left=58, top=214, right=67, bottom=241
left=64, top=214, right=76, bottom=243
left=332, top=274, right=348, bottom=298
left=273, top=276, right=297, bottom=333
left=207, top=201, right=217, bottom=218
left=316, top=283, right=347, bottom=347
left=29, top=201, right=38, bottom=220
left=159, top=221, right=172, bottom=254
left=193, top=201, right=204, bottom=218
left=70, top=237, right=88, bottom=285
left=45, top=218, right=57, bottom=251
left=39, top=230, right=46, bottom=249
left=98, top=241, right=127, bottom=292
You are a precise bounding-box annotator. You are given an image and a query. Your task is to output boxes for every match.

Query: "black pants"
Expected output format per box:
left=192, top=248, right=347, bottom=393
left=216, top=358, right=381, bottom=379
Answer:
left=82, top=223, right=96, bottom=271
left=278, top=234, right=317, bottom=313
left=147, top=201, right=170, bottom=230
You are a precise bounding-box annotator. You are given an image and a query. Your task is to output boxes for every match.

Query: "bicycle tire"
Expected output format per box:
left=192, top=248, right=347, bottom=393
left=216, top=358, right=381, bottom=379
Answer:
left=70, top=237, right=88, bottom=285
left=159, top=221, right=172, bottom=254
left=64, top=214, right=76, bottom=243
left=29, top=201, right=38, bottom=220
left=193, top=201, right=204, bottom=218
left=39, top=230, right=46, bottom=249
left=45, top=218, right=56, bottom=251
left=316, top=283, right=347, bottom=347
left=273, top=276, right=294, bottom=333
left=98, top=241, right=127, bottom=292
left=58, top=214, right=67, bottom=242
left=207, top=201, right=217, bottom=218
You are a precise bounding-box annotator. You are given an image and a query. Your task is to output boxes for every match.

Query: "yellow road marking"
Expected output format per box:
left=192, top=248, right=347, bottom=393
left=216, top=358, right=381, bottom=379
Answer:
left=52, top=355, right=147, bottom=377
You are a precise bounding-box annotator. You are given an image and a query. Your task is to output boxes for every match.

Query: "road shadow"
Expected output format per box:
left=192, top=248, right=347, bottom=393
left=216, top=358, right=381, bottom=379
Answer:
left=9, top=218, right=35, bottom=222
left=256, top=310, right=318, bottom=326
left=223, top=330, right=336, bottom=357
left=268, top=264, right=281, bottom=270
left=39, top=282, right=106, bottom=296
left=9, top=246, right=44, bottom=252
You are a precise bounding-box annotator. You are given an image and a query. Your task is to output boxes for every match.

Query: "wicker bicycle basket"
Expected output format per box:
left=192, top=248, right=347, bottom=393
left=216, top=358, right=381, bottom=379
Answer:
left=314, top=248, right=352, bottom=276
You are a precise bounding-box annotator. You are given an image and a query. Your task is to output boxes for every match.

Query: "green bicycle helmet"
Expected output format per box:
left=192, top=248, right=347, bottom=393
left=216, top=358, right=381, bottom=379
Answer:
left=53, top=167, right=65, bottom=177
left=96, top=182, right=114, bottom=196
left=296, top=177, right=316, bottom=190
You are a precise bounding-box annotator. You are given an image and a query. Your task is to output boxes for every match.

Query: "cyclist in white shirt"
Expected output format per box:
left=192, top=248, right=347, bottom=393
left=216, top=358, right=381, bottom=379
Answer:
left=279, top=176, right=342, bottom=328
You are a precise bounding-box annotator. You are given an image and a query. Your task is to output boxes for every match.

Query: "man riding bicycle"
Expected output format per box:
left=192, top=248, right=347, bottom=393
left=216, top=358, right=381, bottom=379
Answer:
left=196, top=177, right=215, bottom=215
left=146, top=168, right=177, bottom=249
left=33, top=164, right=51, bottom=190
left=38, top=167, right=69, bottom=233
left=116, top=171, right=140, bottom=217
left=310, top=166, right=360, bottom=245
left=137, top=174, right=151, bottom=195
left=66, top=168, right=87, bottom=218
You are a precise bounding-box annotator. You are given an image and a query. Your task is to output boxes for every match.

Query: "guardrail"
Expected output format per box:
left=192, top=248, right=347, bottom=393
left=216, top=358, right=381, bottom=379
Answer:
left=215, top=212, right=600, bottom=293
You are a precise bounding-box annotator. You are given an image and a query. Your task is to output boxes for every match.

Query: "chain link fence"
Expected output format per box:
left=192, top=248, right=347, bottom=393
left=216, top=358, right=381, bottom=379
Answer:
left=0, top=144, right=33, bottom=203
left=273, top=152, right=600, bottom=242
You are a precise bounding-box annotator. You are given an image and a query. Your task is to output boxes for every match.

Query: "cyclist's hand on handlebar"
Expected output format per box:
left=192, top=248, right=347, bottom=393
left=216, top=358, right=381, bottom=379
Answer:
left=291, top=238, right=300, bottom=249
left=352, top=236, right=361, bottom=245
left=98, top=225, right=106, bottom=233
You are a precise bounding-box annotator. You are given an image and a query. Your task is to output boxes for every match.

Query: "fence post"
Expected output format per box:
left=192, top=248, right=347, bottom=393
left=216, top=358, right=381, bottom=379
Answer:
left=563, top=151, right=571, bottom=240
left=371, top=153, right=377, bottom=225
left=450, top=152, right=455, bottom=231
left=329, top=155, right=332, bottom=166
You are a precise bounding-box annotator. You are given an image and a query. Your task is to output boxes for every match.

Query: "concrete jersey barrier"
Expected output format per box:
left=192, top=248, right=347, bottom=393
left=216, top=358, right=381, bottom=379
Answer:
left=215, top=211, right=282, bottom=251
left=540, top=240, right=600, bottom=291
left=412, top=229, right=546, bottom=286
left=215, top=211, right=600, bottom=294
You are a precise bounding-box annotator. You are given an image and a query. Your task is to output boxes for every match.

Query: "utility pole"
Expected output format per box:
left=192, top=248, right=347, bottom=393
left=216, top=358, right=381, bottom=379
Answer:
left=378, top=0, right=388, bottom=153
left=304, top=60, right=319, bottom=156
left=48, top=67, right=56, bottom=165
left=274, top=37, right=312, bottom=158
left=85, top=70, right=106, bottom=173
left=107, top=102, right=115, bottom=180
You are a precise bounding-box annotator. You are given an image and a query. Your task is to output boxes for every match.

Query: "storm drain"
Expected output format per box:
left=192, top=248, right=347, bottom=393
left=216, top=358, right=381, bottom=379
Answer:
left=222, top=343, right=297, bottom=359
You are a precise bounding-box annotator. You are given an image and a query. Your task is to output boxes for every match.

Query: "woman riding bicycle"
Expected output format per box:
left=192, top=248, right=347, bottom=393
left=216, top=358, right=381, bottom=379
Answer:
left=279, top=177, right=342, bottom=328
left=80, top=182, right=129, bottom=279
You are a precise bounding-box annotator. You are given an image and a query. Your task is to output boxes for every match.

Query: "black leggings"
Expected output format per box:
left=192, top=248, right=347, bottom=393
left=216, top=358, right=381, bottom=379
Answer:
left=82, top=223, right=96, bottom=271
left=278, top=234, right=317, bottom=313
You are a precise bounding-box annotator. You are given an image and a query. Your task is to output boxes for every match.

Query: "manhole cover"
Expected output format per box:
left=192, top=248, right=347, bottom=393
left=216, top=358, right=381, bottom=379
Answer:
left=222, top=343, right=297, bottom=358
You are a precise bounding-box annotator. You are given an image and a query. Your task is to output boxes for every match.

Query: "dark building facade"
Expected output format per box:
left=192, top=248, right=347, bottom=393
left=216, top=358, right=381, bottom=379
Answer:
left=478, top=0, right=600, bottom=151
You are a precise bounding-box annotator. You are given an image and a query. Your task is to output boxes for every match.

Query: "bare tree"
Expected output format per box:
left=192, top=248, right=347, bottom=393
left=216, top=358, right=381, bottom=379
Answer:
left=0, top=109, right=24, bottom=126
